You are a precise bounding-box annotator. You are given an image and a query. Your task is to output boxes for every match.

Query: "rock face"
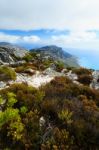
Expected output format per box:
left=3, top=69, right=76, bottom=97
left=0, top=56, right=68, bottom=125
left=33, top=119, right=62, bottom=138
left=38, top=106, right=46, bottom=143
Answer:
left=0, top=42, right=28, bottom=64
left=30, top=45, right=80, bottom=68
left=90, top=71, right=99, bottom=89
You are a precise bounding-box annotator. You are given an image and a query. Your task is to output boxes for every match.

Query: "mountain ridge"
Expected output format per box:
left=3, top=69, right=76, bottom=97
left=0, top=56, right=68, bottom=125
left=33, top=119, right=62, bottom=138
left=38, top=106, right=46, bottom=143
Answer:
left=0, top=43, right=80, bottom=68
left=30, top=45, right=80, bottom=68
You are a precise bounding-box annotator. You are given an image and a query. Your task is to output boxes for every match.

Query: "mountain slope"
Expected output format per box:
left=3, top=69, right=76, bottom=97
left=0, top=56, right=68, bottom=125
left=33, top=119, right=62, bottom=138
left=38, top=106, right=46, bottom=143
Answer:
left=30, top=45, right=79, bottom=68
left=0, top=42, right=28, bottom=64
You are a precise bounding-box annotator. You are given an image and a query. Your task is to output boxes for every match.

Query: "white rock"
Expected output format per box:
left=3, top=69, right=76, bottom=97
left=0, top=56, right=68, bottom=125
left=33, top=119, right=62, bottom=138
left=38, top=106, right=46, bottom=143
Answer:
left=39, top=116, right=46, bottom=127
left=66, top=71, right=78, bottom=80
left=0, top=81, right=6, bottom=89
left=90, top=71, right=99, bottom=89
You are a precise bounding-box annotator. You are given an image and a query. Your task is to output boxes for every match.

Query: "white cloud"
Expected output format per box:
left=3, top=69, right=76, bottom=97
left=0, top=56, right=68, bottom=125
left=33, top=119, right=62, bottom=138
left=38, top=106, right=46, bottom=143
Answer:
left=0, top=0, right=99, bottom=30
left=0, top=32, right=20, bottom=43
left=51, top=31, right=97, bottom=44
left=0, top=32, right=41, bottom=44
left=0, top=30, right=99, bottom=51
left=23, top=36, right=40, bottom=43
left=68, top=31, right=97, bottom=41
left=49, top=31, right=99, bottom=50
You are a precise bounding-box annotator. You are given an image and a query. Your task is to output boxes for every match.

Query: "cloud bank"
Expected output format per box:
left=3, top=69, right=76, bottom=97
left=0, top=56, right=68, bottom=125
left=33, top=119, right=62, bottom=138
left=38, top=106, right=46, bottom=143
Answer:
left=0, top=0, right=99, bottom=31
left=1, top=0, right=99, bottom=50
left=0, top=30, right=99, bottom=50
left=0, top=32, right=40, bottom=44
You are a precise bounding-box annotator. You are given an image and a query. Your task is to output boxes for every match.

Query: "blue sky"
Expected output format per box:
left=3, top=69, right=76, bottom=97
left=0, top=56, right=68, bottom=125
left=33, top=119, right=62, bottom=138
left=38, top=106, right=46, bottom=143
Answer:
left=0, top=0, right=99, bottom=69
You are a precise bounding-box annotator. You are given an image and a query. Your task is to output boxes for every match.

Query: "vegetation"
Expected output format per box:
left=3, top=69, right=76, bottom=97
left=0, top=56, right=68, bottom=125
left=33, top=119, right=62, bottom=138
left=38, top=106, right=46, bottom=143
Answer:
left=72, top=68, right=93, bottom=85
left=55, top=61, right=64, bottom=72
left=0, top=74, right=99, bottom=149
left=23, top=53, right=33, bottom=62
left=0, top=50, right=98, bottom=149
left=0, top=66, right=16, bottom=81
left=72, top=67, right=92, bottom=75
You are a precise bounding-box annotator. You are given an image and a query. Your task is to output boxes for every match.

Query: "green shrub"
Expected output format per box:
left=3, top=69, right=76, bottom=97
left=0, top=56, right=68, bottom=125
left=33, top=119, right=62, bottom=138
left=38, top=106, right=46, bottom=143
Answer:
left=15, top=66, right=25, bottom=73
left=0, top=66, right=16, bottom=81
left=0, top=75, right=99, bottom=149
left=72, top=67, right=92, bottom=76
left=55, top=61, right=64, bottom=72
left=23, top=53, right=33, bottom=62
left=72, top=68, right=93, bottom=86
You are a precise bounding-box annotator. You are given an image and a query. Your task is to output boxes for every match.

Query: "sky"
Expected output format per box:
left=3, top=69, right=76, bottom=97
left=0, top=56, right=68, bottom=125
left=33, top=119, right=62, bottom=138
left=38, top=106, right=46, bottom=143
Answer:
left=0, top=0, right=99, bottom=69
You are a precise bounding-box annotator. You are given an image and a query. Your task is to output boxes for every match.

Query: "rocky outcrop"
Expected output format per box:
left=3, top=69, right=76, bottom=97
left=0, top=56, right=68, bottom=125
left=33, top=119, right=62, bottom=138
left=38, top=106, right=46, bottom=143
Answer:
left=0, top=71, right=54, bottom=89
left=0, top=42, right=28, bottom=64
left=0, top=67, right=80, bottom=90
left=0, top=50, right=14, bottom=63
left=66, top=70, right=78, bottom=81
left=90, top=71, right=99, bottom=89
left=43, top=67, right=64, bottom=77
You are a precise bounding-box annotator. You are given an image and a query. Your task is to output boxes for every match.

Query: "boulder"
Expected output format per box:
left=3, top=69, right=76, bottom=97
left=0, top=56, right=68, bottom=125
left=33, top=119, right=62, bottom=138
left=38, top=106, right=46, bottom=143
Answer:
left=90, top=71, right=99, bottom=89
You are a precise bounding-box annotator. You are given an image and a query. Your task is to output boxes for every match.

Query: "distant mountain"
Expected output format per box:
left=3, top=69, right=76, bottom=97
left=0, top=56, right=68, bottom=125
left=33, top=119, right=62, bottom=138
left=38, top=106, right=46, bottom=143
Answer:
left=30, top=45, right=80, bottom=68
left=0, top=42, right=28, bottom=64
left=0, top=43, right=80, bottom=67
left=0, top=42, right=11, bottom=46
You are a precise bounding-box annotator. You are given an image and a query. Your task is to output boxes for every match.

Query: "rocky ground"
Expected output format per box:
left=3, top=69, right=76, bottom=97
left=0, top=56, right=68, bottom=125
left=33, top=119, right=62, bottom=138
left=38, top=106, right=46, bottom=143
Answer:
left=0, top=68, right=75, bottom=89
left=0, top=66, right=99, bottom=90
left=0, top=43, right=99, bottom=90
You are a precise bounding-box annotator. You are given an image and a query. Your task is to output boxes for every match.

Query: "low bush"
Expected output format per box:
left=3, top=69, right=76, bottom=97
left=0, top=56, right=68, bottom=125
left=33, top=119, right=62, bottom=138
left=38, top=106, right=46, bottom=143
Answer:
left=0, top=66, right=16, bottom=81
left=72, top=67, right=92, bottom=76
left=77, top=74, right=93, bottom=85
left=0, top=71, right=99, bottom=149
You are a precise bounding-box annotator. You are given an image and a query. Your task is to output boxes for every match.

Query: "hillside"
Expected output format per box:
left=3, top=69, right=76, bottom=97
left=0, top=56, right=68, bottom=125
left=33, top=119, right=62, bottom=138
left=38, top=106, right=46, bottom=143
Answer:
left=0, top=66, right=99, bottom=149
left=30, top=45, right=80, bottom=68
left=0, top=44, right=79, bottom=68
left=0, top=44, right=99, bottom=149
left=0, top=42, right=27, bottom=64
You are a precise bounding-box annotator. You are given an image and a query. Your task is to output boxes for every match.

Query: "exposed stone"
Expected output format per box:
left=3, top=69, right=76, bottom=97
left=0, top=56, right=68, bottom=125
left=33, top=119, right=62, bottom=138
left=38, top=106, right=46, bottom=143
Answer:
left=90, top=71, right=99, bottom=89
left=66, top=70, right=78, bottom=81
left=39, top=116, right=46, bottom=127
left=43, top=67, right=64, bottom=77
left=0, top=42, right=28, bottom=64
left=0, top=81, right=7, bottom=89
left=6, top=72, right=54, bottom=88
left=61, top=68, right=68, bottom=73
